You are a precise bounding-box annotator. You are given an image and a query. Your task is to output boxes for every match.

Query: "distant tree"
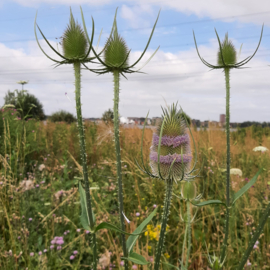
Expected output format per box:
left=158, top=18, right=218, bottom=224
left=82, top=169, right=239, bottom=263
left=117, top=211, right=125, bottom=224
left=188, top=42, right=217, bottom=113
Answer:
left=49, top=110, right=76, bottom=124
left=4, top=89, right=45, bottom=120
left=102, top=109, right=114, bottom=124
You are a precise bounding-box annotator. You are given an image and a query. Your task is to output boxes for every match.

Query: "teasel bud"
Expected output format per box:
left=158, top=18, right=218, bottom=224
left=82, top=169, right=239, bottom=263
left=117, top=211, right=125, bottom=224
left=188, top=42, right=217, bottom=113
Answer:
left=208, top=255, right=226, bottom=270
left=217, top=33, right=237, bottom=66
left=149, top=104, right=192, bottom=181
left=104, top=21, right=129, bottom=69
left=62, top=11, right=88, bottom=59
left=181, top=181, right=197, bottom=200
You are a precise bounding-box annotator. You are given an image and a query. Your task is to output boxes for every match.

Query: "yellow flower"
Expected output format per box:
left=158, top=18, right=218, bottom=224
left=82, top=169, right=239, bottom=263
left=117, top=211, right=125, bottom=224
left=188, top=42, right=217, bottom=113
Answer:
left=147, top=246, right=152, bottom=251
left=164, top=252, right=170, bottom=259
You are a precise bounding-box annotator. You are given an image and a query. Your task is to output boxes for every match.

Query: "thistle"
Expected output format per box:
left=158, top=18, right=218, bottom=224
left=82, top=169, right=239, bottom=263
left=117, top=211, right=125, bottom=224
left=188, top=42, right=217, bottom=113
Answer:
left=193, top=26, right=265, bottom=268
left=35, top=8, right=98, bottom=269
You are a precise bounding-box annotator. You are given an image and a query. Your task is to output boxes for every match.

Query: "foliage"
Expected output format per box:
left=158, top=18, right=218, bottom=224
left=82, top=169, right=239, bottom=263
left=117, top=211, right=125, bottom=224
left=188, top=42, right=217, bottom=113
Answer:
left=101, top=109, right=114, bottom=124
left=49, top=110, right=76, bottom=124
left=3, top=89, right=45, bottom=120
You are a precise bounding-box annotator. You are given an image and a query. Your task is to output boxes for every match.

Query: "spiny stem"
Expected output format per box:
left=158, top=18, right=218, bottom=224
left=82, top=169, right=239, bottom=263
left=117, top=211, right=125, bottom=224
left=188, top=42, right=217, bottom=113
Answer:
left=154, top=179, right=173, bottom=270
left=185, top=201, right=192, bottom=267
left=74, top=61, right=97, bottom=269
left=221, top=67, right=231, bottom=262
left=113, top=70, right=128, bottom=270
left=181, top=216, right=188, bottom=269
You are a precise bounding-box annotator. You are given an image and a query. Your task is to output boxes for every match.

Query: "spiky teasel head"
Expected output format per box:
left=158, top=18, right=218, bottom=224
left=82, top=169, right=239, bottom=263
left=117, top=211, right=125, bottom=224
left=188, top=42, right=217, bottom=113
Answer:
left=149, top=104, right=192, bottom=181
left=62, top=10, right=88, bottom=59
left=181, top=181, right=197, bottom=200
left=104, top=20, right=129, bottom=69
left=217, top=33, right=237, bottom=66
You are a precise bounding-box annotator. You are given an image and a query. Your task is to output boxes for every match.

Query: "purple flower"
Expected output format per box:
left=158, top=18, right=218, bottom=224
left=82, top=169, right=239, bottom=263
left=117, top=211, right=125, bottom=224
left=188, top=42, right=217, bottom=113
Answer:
left=40, top=181, right=45, bottom=184
left=70, top=255, right=75, bottom=260
left=132, top=265, right=138, bottom=269
left=38, top=251, right=42, bottom=256
left=150, top=152, right=192, bottom=164
left=152, top=134, right=190, bottom=148
left=56, top=239, right=64, bottom=245
left=64, top=232, right=67, bottom=235
left=57, top=246, right=62, bottom=250
left=36, top=184, right=39, bottom=188
left=29, top=218, right=32, bottom=221
left=85, top=230, right=90, bottom=234
left=43, top=249, right=47, bottom=253
left=153, top=204, right=157, bottom=208
left=30, top=252, right=34, bottom=257
left=50, top=245, right=54, bottom=249
left=120, top=261, right=124, bottom=266
left=73, top=250, right=78, bottom=255
left=136, top=212, right=140, bottom=217
left=76, top=229, right=81, bottom=232
left=0, top=181, right=3, bottom=185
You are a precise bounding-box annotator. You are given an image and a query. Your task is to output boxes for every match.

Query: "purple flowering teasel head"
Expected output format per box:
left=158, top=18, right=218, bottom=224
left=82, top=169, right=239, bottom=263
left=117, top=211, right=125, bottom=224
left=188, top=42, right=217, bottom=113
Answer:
left=137, top=103, right=199, bottom=183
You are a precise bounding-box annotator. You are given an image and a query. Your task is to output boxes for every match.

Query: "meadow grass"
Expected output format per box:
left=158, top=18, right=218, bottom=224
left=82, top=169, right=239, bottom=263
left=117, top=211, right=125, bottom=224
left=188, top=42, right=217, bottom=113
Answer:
left=0, top=114, right=269, bottom=269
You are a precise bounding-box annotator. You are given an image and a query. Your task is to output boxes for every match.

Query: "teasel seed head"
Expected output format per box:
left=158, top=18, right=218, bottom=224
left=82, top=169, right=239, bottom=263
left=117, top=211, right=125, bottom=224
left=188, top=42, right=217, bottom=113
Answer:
left=217, top=33, right=237, bottom=66
left=62, top=10, right=88, bottom=60
left=181, top=181, right=197, bottom=201
left=104, top=19, right=129, bottom=69
left=149, top=104, right=192, bottom=181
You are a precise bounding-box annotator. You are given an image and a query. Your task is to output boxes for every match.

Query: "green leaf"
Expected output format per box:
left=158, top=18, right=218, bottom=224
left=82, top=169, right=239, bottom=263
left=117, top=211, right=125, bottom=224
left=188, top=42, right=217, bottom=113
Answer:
left=79, top=182, right=93, bottom=231
left=126, top=207, right=158, bottom=254
left=232, top=169, right=262, bottom=206
left=191, top=200, right=226, bottom=207
left=267, top=181, right=270, bottom=185
left=162, top=262, right=181, bottom=269
left=94, top=222, right=144, bottom=236
left=122, top=252, right=150, bottom=265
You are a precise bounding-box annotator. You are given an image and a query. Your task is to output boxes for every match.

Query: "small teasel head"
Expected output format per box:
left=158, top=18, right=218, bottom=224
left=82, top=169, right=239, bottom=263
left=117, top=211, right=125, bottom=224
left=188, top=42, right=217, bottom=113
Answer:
left=62, top=10, right=88, bottom=60
left=149, top=103, right=192, bottom=181
left=104, top=18, right=129, bottom=69
left=181, top=181, right=197, bottom=201
left=217, top=33, right=237, bottom=66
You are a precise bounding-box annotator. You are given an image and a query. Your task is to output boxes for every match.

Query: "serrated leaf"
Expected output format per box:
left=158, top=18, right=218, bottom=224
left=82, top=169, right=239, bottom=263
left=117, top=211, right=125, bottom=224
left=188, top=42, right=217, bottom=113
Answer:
left=126, top=207, right=158, bottom=254
left=162, top=262, right=181, bottom=269
left=191, top=200, right=226, bottom=207
left=79, top=182, right=94, bottom=231
left=94, top=222, right=144, bottom=235
left=232, top=169, right=262, bottom=205
left=122, top=252, right=150, bottom=265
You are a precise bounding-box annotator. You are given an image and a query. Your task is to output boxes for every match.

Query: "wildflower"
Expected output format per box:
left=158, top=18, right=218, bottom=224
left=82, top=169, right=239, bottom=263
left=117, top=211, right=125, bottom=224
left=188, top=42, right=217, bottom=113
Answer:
left=50, top=245, right=54, bottom=249
left=85, top=230, right=90, bottom=234
left=76, top=229, right=81, bottom=232
left=73, top=250, right=78, bottom=255
left=19, top=180, right=34, bottom=191
left=253, top=146, right=269, bottom=152
left=135, top=212, right=140, bottom=217
left=164, top=252, right=170, bottom=259
left=29, top=218, right=32, bottom=221
left=230, top=168, right=243, bottom=177
left=153, top=204, right=157, bottom=208
left=132, top=266, right=138, bottom=269
left=120, top=261, right=124, bottom=266
left=39, top=164, right=45, bottom=171
left=70, top=255, right=75, bottom=260
left=38, top=251, right=42, bottom=256
left=57, top=246, right=62, bottom=250
left=99, top=250, right=110, bottom=269
left=43, top=249, right=47, bottom=253
left=30, top=252, right=34, bottom=256
left=36, top=184, right=39, bottom=188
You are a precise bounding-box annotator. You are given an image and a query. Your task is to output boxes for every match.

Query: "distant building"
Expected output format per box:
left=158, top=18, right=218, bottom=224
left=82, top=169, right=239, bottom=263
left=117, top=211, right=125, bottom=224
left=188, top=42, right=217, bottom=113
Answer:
left=192, top=119, right=201, bottom=127
left=152, top=117, right=162, bottom=126
left=220, top=114, right=225, bottom=126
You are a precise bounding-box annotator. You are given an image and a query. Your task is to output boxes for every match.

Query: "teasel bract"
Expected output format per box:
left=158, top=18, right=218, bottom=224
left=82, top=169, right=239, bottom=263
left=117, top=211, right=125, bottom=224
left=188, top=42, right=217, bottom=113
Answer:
left=35, top=8, right=98, bottom=269
left=137, top=103, right=200, bottom=269
left=193, top=26, right=265, bottom=268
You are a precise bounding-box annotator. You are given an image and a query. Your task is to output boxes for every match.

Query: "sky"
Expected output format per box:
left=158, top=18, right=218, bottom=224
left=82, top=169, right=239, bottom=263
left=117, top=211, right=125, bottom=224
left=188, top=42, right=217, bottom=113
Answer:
left=0, top=0, right=270, bottom=122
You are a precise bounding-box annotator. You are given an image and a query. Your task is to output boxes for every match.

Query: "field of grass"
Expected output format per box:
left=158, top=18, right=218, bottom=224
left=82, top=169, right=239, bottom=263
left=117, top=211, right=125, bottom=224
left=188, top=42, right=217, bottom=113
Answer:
left=0, top=109, right=270, bottom=269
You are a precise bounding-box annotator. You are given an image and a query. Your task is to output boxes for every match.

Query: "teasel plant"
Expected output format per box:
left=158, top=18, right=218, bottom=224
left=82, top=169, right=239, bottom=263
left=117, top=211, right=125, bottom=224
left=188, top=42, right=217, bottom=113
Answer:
left=34, top=8, right=99, bottom=268
left=193, top=27, right=270, bottom=269
left=80, top=8, right=160, bottom=269
left=137, top=103, right=202, bottom=270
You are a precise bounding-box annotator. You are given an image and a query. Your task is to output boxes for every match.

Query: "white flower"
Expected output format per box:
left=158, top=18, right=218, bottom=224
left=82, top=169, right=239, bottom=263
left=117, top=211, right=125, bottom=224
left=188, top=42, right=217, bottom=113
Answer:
left=253, top=146, right=269, bottom=152
left=230, top=168, right=243, bottom=177
left=19, top=180, right=34, bottom=191
left=39, top=164, right=46, bottom=171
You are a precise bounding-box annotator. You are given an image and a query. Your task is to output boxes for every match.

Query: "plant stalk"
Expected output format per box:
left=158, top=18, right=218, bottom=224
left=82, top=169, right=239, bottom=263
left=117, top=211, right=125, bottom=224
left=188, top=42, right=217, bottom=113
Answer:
left=154, top=179, right=173, bottom=270
left=185, top=201, right=192, bottom=267
left=113, top=70, right=128, bottom=270
left=221, top=67, right=231, bottom=262
left=74, top=61, right=97, bottom=269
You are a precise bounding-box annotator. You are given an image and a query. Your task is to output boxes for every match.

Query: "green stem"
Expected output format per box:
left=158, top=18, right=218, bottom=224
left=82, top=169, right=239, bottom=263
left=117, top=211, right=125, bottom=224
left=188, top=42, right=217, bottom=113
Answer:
left=181, top=224, right=188, bottom=269
left=113, top=70, right=128, bottom=270
left=185, top=201, right=192, bottom=267
left=221, top=68, right=231, bottom=262
left=154, top=179, right=173, bottom=270
left=74, top=61, right=97, bottom=269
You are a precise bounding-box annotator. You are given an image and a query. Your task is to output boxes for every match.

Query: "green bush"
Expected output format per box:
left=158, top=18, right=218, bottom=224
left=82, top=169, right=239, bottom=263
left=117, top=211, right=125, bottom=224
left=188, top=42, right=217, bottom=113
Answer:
left=49, top=110, right=76, bottom=124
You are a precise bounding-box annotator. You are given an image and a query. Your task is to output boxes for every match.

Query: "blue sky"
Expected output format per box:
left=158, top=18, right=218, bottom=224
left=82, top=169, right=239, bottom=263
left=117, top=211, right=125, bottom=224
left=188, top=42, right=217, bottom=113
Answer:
left=0, top=0, right=270, bottom=122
